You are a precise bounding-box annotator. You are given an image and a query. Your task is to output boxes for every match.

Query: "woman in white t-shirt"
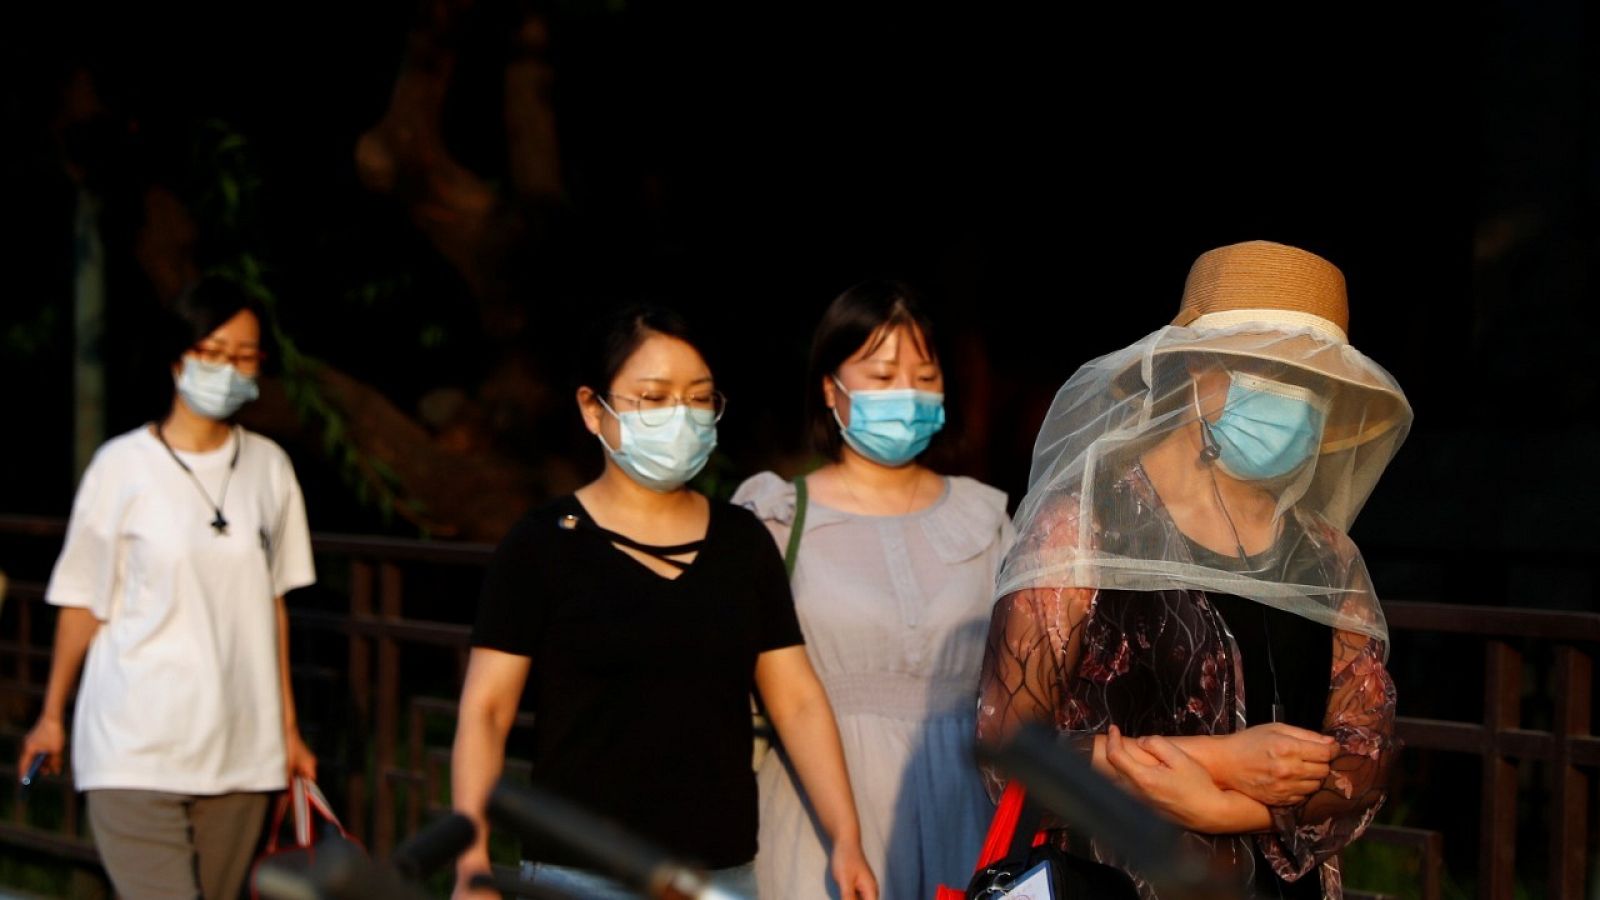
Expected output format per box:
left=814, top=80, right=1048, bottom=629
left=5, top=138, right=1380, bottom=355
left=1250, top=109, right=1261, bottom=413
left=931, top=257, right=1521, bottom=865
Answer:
left=17, top=276, right=318, bottom=900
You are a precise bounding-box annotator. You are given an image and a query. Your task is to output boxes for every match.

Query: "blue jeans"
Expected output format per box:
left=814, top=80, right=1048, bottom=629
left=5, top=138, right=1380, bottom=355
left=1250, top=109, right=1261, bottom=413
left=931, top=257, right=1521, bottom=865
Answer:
left=518, top=860, right=757, bottom=899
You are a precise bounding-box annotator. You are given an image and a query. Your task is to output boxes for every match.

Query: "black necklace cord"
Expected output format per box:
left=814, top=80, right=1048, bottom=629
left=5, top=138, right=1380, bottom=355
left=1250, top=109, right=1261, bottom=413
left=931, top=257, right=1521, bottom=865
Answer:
left=1205, top=464, right=1288, bottom=724
left=154, top=422, right=242, bottom=535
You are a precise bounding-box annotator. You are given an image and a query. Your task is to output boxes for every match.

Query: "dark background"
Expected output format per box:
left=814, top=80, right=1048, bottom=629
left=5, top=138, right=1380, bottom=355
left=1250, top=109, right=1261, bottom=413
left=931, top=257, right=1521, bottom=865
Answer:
left=1, top=2, right=1597, bottom=895
left=1, top=2, right=1593, bottom=584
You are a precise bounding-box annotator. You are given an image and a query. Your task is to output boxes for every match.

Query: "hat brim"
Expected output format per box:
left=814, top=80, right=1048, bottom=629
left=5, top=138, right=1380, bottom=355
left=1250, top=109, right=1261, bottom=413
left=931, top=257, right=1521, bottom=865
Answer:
left=1117, top=326, right=1412, bottom=452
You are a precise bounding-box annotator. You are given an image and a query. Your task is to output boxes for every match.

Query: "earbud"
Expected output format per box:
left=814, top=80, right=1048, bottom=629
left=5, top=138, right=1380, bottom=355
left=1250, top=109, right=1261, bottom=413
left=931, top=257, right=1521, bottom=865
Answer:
left=1199, top=420, right=1221, bottom=463
left=1192, top=382, right=1221, bottom=464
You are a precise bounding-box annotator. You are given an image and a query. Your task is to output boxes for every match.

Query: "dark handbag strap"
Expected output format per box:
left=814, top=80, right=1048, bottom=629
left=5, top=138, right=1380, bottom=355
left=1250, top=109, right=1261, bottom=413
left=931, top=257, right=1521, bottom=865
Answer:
left=783, top=476, right=808, bottom=578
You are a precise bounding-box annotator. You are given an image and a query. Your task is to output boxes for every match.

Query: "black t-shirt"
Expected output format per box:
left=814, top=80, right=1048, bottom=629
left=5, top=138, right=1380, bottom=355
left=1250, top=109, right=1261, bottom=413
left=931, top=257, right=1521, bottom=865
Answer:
left=472, top=494, right=805, bottom=869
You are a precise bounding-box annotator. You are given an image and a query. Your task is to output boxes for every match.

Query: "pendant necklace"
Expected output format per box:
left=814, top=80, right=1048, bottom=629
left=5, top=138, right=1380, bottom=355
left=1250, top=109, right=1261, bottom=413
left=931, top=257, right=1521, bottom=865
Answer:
left=154, top=422, right=241, bottom=535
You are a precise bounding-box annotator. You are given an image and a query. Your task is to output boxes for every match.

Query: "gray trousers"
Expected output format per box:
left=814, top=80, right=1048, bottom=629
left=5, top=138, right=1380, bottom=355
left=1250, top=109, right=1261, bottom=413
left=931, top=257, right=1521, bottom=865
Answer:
left=87, top=789, right=270, bottom=900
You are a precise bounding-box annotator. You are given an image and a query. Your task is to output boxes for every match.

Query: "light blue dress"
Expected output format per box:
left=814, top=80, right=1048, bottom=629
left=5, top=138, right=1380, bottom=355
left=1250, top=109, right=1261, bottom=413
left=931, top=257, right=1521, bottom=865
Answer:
left=734, top=473, right=1013, bottom=900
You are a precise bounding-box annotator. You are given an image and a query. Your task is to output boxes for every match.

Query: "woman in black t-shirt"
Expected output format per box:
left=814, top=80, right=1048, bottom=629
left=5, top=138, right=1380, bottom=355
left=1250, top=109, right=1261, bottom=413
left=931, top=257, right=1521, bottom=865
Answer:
left=452, top=306, right=878, bottom=900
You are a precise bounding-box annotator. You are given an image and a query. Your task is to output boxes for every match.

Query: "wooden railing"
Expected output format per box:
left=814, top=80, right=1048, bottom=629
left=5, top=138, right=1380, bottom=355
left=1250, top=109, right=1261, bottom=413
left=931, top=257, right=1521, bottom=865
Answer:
left=0, top=514, right=1593, bottom=898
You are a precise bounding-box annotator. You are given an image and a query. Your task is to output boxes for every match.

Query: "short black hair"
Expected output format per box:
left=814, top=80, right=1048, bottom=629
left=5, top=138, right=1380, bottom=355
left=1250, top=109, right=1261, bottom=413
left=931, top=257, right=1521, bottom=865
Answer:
left=575, top=304, right=710, bottom=397
left=160, top=276, right=269, bottom=369
left=805, top=280, right=943, bottom=460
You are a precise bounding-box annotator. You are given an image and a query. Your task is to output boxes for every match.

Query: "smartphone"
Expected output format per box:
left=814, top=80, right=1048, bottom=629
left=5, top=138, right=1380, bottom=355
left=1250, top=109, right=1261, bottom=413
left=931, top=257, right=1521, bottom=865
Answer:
left=19, top=752, right=48, bottom=795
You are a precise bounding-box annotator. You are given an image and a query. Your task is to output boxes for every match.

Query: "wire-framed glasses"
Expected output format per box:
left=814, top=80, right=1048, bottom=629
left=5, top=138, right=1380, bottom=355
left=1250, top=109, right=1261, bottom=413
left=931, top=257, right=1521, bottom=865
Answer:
left=190, top=342, right=265, bottom=375
left=606, top=390, right=727, bottom=427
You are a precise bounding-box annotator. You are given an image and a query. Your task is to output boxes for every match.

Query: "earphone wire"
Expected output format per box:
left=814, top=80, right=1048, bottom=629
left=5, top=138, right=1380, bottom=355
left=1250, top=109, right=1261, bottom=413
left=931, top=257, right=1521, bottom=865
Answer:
left=1199, top=384, right=1288, bottom=724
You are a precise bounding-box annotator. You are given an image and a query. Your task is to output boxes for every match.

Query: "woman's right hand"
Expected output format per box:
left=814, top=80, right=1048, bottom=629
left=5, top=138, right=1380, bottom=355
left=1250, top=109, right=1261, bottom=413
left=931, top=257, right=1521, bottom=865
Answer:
left=451, top=851, right=499, bottom=900
left=1208, top=723, right=1337, bottom=806
left=18, top=717, right=66, bottom=779
left=830, top=837, right=879, bottom=900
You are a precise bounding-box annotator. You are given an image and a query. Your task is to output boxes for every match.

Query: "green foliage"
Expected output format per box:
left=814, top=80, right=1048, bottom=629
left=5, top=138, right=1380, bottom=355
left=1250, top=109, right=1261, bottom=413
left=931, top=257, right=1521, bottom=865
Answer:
left=347, top=274, right=415, bottom=310
left=2, top=306, right=60, bottom=360
left=190, top=122, right=427, bottom=531
left=1339, top=800, right=1483, bottom=900
left=688, top=449, right=738, bottom=502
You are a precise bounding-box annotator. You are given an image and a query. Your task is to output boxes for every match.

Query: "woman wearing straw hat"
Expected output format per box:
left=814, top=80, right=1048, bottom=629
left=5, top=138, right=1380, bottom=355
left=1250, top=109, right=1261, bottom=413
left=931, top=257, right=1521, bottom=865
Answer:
left=976, top=241, right=1409, bottom=898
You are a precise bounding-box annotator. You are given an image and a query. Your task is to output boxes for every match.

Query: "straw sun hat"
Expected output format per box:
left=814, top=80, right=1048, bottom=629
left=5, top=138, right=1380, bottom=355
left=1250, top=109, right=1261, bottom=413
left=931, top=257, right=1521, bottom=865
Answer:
left=1143, top=240, right=1411, bottom=452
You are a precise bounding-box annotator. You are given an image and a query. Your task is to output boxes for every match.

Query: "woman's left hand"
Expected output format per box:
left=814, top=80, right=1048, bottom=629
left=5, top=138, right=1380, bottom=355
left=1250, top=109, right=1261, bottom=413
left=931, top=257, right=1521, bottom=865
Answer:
left=285, top=730, right=318, bottom=782
left=1105, top=725, right=1227, bottom=832
left=829, top=838, right=879, bottom=900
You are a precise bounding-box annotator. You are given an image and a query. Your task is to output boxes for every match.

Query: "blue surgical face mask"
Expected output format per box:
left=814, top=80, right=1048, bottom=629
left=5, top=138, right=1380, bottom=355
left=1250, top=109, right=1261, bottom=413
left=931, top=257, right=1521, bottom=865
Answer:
left=832, top=377, right=946, bottom=467
left=597, top=399, right=718, bottom=492
left=176, top=357, right=260, bottom=420
left=1202, top=371, right=1325, bottom=482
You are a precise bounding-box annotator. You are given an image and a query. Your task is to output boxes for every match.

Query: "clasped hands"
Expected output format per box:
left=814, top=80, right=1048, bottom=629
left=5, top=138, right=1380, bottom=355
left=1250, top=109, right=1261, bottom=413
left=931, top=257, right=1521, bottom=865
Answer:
left=1103, top=722, right=1337, bottom=834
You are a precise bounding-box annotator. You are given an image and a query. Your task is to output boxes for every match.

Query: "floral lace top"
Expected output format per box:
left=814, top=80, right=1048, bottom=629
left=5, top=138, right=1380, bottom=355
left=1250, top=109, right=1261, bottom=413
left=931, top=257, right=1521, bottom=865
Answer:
left=976, top=464, right=1396, bottom=899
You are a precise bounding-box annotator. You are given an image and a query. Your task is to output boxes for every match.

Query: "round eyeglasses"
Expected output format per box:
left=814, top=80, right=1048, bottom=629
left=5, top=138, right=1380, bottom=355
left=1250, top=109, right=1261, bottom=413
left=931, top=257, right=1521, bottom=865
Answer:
left=605, top=390, right=727, bottom=427
left=190, top=343, right=265, bottom=375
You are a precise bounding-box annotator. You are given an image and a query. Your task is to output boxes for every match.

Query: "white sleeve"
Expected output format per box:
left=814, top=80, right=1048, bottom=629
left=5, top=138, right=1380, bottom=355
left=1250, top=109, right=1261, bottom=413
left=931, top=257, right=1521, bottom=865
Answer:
left=45, top=451, right=121, bottom=618
left=270, top=465, right=316, bottom=598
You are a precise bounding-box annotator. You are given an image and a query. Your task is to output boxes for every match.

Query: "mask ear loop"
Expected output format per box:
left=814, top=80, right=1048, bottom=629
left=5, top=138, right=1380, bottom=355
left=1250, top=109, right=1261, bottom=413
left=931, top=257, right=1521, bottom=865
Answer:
left=1197, top=380, right=1288, bottom=724
left=593, top=394, right=625, bottom=453
left=829, top=376, right=854, bottom=433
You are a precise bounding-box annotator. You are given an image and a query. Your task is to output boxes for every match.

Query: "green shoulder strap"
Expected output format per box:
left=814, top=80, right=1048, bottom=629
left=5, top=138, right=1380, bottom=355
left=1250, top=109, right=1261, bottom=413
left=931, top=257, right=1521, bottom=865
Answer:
left=783, top=476, right=808, bottom=579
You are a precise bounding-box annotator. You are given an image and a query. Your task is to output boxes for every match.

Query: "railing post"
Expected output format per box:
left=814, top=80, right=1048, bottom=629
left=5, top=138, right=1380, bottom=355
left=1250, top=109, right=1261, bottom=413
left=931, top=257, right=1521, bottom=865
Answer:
left=1480, top=640, right=1520, bottom=900
left=407, top=700, right=424, bottom=838
left=1547, top=645, right=1590, bottom=899
left=13, top=598, right=32, bottom=832
left=373, top=561, right=403, bottom=856
left=347, top=559, right=374, bottom=843
left=1422, top=828, right=1442, bottom=900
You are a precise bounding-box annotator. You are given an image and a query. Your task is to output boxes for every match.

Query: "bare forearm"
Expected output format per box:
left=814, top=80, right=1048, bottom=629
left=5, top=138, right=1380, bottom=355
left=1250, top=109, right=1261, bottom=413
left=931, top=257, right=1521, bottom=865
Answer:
left=1091, top=733, right=1226, bottom=782
left=451, top=649, right=531, bottom=878
left=1102, top=729, right=1275, bottom=836
left=769, top=695, right=861, bottom=845
left=1161, top=735, right=1226, bottom=783
left=274, top=598, right=298, bottom=731
left=1194, top=790, right=1273, bottom=834
left=452, top=709, right=511, bottom=862
left=41, top=608, right=98, bottom=722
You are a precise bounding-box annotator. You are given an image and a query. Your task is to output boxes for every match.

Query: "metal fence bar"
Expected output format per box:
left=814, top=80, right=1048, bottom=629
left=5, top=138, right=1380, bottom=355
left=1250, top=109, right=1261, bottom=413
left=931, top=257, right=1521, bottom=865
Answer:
left=0, top=822, right=97, bottom=863
left=1386, top=601, right=1600, bottom=642
left=1548, top=645, right=1590, bottom=899
left=345, top=559, right=374, bottom=843
left=1479, top=640, right=1521, bottom=900
left=372, top=560, right=404, bottom=857
left=6, top=517, right=1600, bottom=899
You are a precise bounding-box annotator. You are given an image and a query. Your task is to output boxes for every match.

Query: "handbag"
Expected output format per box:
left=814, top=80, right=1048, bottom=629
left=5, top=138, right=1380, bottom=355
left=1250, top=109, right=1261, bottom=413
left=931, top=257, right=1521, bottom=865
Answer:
left=251, top=776, right=364, bottom=899
left=936, top=782, right=1139, bottom=900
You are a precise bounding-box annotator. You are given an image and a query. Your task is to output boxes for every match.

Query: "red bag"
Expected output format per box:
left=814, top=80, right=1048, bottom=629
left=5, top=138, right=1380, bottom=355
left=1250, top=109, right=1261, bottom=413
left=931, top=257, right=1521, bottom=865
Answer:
left=251, top=776, right=363, bottom=899
left=937, top=780, right=1139, bottom=900
left=935, top=782, right=1043, bottom=899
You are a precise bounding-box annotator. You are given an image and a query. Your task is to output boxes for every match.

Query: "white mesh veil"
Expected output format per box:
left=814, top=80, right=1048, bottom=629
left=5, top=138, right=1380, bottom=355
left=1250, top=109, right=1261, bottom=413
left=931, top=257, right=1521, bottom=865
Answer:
left=997, top=319, right=1412, bottom=644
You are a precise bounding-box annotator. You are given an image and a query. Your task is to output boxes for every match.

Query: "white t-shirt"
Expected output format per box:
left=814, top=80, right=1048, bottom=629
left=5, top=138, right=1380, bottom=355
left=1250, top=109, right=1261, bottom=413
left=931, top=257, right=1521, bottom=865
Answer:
left=47, top=426, right=316, bottom=794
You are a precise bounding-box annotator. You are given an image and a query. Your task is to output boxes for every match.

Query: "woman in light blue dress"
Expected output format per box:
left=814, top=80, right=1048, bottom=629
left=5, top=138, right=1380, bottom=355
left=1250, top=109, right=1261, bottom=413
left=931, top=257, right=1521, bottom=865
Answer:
left=736, top=281, right=1011, bottom=900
